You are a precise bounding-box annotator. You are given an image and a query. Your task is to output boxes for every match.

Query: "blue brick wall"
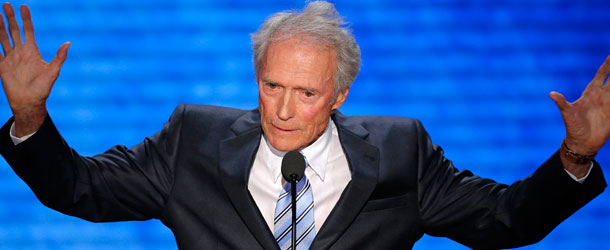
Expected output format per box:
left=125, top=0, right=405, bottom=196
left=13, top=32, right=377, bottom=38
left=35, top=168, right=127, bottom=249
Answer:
left=0, top=0, right=608, bottom=249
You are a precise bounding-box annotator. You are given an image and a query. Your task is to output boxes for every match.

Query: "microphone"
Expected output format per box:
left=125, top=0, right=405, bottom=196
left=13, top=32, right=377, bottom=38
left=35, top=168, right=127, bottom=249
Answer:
left=281, top=150, right=306, bottom=182
left=281, top=150, right=306, bottom=250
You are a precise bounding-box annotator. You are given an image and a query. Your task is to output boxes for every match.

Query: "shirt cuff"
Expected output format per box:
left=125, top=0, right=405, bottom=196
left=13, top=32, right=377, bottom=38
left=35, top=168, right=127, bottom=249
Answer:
left=9, top=122, right=36, bottom=145
left=564, top=162, right=594, bottom=184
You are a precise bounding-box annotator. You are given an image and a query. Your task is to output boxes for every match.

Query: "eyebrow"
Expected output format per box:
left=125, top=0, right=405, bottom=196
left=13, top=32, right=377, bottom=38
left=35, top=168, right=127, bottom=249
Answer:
left=261, top=77, right=280, bottom=85
left=261, top=77, right=319, bottom=93
left=300, top=86, right=318, bottom=93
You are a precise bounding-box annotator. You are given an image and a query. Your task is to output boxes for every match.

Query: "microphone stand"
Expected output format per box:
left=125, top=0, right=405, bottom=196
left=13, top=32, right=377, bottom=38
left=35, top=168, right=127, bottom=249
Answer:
left=290, top=176, right=297, bottom=250
left=281, top=151, right=305, bottom=250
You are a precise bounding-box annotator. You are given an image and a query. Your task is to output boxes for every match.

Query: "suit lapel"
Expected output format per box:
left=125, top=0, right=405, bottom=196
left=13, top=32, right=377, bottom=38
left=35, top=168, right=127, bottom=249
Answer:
left=218, top=110, right=379, bottom=250
left=218, top=110, right=279, bottom=250
left=310, top=111, right=380, bottom=250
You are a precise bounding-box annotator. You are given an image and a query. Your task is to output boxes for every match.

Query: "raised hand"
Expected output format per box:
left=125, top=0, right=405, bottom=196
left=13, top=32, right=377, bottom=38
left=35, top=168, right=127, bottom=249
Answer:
left=550, top=55, right=610, bottom=177
left=0, top=3, right=70, bottom=137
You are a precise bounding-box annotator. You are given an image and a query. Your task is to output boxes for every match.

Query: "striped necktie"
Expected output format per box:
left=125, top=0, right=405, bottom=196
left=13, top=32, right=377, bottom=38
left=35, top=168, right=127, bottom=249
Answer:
left=273, top=174, right=316, bottom=250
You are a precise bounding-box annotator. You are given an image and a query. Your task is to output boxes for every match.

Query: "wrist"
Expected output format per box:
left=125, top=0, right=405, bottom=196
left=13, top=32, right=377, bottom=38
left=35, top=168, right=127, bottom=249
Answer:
left=563, top=138, right=598, bottom=156
left=561, top=139, right=597, bottom=165
left=12, top=105, right=47, bottom=137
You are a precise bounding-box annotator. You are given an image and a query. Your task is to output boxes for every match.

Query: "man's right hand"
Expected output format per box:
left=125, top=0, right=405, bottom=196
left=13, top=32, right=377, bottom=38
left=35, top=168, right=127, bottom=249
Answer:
left=0, top=3, right=70, bottom=137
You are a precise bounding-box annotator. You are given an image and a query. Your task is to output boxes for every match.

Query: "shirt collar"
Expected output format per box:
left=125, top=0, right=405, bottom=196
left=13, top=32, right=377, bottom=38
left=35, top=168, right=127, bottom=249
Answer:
left=263, top=120, right=333, bottom=183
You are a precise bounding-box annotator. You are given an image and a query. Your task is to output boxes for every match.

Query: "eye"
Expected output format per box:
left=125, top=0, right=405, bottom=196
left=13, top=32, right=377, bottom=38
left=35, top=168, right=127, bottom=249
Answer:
left=303, top=91, right=314, bottom=97
left=266, top=82, right=278, bottom=89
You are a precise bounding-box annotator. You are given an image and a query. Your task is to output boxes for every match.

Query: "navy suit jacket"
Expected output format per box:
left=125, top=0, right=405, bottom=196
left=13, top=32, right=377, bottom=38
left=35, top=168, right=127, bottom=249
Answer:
left=0, top=104, right=606, bottom=249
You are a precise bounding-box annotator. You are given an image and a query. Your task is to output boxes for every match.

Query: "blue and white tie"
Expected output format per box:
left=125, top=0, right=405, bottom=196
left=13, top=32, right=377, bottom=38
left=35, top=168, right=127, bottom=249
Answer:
left=273, top=174, right=316, bottom=250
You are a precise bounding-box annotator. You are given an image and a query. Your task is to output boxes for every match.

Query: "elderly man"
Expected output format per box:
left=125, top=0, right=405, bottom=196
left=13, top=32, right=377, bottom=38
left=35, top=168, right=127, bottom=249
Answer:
left=0, top=1, right=608, bottom=250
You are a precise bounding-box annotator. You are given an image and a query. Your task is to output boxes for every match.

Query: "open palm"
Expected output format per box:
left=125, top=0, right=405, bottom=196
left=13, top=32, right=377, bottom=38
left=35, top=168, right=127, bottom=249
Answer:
left=0, top=3, right=69, bottom=135
left=550, top=55, right=610, bottom=155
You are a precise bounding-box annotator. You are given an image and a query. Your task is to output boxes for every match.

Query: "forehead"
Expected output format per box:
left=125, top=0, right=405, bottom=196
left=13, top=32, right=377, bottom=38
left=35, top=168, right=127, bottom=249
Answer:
left=261, top=38, right=337, bottom=88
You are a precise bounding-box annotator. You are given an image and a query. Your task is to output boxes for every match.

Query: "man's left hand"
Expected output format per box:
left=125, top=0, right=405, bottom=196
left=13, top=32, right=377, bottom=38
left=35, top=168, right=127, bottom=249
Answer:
left=550, top=55, right=610, bottom=178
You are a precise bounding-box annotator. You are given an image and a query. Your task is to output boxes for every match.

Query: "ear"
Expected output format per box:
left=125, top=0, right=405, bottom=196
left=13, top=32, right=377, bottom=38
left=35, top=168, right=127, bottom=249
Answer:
left=331, top=88, right=349, bottom=110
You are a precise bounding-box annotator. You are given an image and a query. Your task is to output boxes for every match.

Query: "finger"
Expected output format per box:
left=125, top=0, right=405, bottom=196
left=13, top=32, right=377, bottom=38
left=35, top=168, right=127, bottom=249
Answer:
left=550, top=91, right=570, bottom=111
left=2, top=3, right=22, bottom=46
left=49, top=42, right=71, bottom=71
left=20, top=5, right=35, bottom=45
left=592, top=54, right=610, bottom=87
left=0, top=14, right=12, bottom=55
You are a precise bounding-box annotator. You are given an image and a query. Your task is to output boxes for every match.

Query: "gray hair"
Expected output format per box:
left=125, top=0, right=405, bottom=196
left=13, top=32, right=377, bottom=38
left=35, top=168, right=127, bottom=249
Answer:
left=251, top=1, right=361, bottom=99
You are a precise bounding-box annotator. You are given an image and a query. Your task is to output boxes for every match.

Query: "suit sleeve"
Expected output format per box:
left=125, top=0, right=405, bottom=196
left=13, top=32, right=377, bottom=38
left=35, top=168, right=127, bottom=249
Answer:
left=0, top=105, right=186, bottom=222
left=415, top=120, right=606, bottom=249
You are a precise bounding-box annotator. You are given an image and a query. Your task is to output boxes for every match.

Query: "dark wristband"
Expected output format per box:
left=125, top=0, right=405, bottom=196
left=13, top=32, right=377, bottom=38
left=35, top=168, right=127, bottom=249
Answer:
left=562, top=140, right=596, bottom=165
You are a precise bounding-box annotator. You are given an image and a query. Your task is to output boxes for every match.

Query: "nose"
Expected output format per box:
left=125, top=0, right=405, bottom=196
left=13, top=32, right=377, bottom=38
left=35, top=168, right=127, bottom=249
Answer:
left=277, top=91, right=295, bottom=121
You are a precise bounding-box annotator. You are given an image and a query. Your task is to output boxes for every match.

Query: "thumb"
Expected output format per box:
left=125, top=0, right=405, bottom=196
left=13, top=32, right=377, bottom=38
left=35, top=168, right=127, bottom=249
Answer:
left=49, top=42, right=71, bottom=70
left=549, top=91, right=569, bottom=111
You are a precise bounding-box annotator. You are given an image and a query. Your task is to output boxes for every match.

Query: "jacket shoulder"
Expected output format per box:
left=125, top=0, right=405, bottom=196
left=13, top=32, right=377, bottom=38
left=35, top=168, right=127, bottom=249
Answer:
left=159, top=104, right=256, bottom=139
left=337, top=113, right=422, bottom=134
left=173, top=104, right=251, bottom=125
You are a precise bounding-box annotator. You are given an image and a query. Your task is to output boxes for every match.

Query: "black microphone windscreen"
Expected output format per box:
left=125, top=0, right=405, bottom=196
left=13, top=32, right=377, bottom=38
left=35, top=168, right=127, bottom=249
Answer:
left=281, top=151, right=306, bottom=182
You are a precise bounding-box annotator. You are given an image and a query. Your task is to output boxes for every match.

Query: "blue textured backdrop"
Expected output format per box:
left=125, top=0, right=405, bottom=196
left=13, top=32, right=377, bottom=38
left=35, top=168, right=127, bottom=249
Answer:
left=0, top=0, right=609, bottom=249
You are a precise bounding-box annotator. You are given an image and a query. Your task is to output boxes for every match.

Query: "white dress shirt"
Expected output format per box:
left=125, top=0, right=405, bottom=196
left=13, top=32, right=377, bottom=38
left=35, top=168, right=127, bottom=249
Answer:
left=248, top=120, right=351, bottom=232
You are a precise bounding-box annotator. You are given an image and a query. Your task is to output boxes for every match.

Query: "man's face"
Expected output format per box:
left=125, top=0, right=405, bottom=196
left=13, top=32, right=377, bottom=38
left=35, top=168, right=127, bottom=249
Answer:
left=258, top=38, right=348, bottom=151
